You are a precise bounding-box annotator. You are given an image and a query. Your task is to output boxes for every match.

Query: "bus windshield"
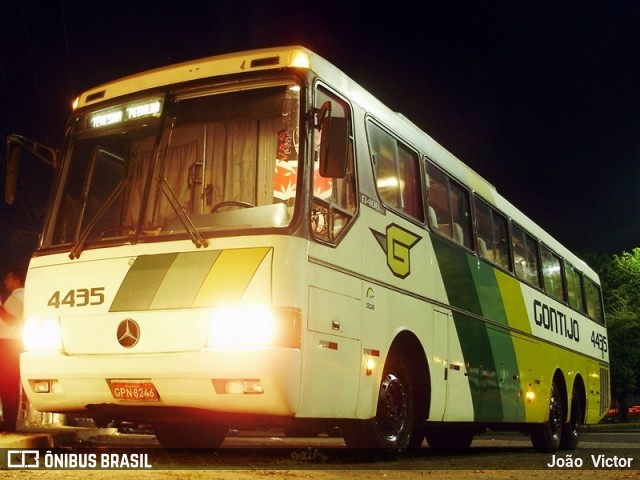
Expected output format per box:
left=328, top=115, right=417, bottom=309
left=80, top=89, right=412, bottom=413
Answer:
left=46, top=83, right=301, bottom=251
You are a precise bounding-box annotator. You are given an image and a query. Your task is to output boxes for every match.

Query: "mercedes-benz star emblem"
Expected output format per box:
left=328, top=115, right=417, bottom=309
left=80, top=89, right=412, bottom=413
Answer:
left=117, top=319, right=140, bottom=348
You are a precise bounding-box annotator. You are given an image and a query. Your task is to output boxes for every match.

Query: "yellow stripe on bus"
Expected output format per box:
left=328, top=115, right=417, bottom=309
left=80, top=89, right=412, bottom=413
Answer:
left=192, top=247, right=271, bottom=308
left=495, top=270, right=531, bottom=334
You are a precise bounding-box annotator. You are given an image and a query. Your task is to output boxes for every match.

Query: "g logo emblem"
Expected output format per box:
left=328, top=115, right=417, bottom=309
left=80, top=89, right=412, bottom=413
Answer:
left=385, top=224, right=421, bottom=278
left=371, top=223, right=421, bottom=278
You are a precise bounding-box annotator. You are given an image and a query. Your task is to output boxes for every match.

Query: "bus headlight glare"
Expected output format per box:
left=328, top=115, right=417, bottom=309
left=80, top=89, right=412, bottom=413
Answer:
left=207, top=306, right=276, bottom=348
left=23, top=317, right=63, bottom=351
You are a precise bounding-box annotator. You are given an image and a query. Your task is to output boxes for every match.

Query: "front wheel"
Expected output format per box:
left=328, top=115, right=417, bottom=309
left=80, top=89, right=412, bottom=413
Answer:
left=342, top=355, right=415, bottom=455
left=531, top=381, right=564, bottom=452
left=153, top=421, right=227, bottom=451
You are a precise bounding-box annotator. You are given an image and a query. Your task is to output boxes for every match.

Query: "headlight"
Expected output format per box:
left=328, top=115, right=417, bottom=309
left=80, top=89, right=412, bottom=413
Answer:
left=23, top=317, right=63, bottom=351
left=207, top=305, right=276, bottom=348
left=206, top=305, right=302, bottom=349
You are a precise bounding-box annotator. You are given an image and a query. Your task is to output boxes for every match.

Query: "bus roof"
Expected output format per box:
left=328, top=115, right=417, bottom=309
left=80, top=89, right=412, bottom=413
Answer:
left=74, top=46, right=599, bottom=283
left=76, top=46, right=316, bottom=109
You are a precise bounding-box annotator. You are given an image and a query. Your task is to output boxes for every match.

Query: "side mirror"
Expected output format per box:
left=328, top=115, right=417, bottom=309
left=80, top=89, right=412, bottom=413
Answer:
left=4, top=134, right=60, bottom=204
left=319, top=116, right=349, bottom=178
left=5, top=140, right=22, bottom=204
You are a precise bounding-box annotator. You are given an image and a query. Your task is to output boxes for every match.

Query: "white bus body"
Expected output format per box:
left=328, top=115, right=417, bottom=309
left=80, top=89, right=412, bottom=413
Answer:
left=20, top=46, right=609, bottom=452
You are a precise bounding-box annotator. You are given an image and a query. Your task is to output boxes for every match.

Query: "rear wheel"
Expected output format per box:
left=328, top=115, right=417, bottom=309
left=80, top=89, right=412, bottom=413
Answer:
left=342, top=355, right=415, bottom=455
left=531, top=381, right=564, bottom=452
left=153, top=421, right=227, bottom=451
left=560, top=391, right=583, bottom=450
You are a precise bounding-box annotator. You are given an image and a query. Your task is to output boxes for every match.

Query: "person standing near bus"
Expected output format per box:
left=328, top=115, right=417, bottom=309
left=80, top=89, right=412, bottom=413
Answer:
left=0, top=267, right=26, bottom=432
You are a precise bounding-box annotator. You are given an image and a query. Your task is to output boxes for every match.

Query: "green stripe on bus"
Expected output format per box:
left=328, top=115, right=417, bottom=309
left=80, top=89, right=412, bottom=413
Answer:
left=431, top=237, right=482, bottom=316
left=485, top=324, right=524, bottom=422
left=432, top=235, right=525, bottom=422
left=150, top=250, right=222, bottom=309
left=450, top=312, right=504, bottom=421
left=110, top=248, right=271, bottom=312
left=470, top=257, right=508, bottom=325
left=110, top=253, right=178, bottom=312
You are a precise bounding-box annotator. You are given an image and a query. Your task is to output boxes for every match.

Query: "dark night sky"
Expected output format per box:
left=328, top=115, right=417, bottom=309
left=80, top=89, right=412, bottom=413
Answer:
left=1, top=0, right=639, bottom=270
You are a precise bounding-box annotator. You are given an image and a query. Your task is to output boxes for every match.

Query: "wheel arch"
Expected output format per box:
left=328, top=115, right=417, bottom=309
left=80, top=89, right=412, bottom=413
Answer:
left=386, top=329, right=431, bottom=422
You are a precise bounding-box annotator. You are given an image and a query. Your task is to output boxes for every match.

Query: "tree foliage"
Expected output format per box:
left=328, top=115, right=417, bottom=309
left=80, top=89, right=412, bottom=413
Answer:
left=607, top=313, right=640, bottom=419
left=591, top=248, right=640, bottom=420
left=598, top=248, right=640, bottom=316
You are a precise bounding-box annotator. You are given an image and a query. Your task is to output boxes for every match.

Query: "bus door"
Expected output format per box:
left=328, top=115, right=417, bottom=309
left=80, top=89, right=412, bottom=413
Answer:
left=432, top=308, right=476, bottom=422
left=430, top=308, right=450, bottom=419
left=299, top=84, right=361, bottom=418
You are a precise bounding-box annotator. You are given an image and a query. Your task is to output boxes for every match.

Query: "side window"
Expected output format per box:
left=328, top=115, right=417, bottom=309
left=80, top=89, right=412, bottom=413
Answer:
left=311, top=86, right=357, bottom=243
left=426, top=162, right=473, bottom=249
left=367, top=121, right=424, bottom=222
left=475, top=197, right=510, bottom=271
left=511, top=223, right=541, bottom=287
left=564, top=261, right=585, bottom=312
left=541, top=245, right=565, bottom=301
left=584, top=278, right=605, bottom=325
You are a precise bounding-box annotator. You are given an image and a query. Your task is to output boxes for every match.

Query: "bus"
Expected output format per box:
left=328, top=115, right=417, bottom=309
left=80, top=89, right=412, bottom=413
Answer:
left=15, top=46, right=609, bottom=453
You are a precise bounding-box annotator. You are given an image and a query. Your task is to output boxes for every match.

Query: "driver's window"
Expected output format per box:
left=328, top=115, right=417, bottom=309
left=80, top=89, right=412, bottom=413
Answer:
left=77, top=147, right=125, bottom=241
left=311, top=86, right=356, bottom=243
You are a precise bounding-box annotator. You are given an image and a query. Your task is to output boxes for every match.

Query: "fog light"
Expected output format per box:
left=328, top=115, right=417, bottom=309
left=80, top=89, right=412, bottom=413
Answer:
left=224, top=380, right=244, bottom=394
left=31, top=379, right=63, bottom=394
left=212, top=379, right=264, bottom=395
left=243, top=380, right=264, bottom=394
left=526, top=390, right=535, bottom=402
left=32, top=380, right=51, bottom=393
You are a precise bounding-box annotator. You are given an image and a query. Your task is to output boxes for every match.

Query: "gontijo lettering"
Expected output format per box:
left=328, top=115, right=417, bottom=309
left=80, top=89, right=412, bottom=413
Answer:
left=533, top=299, right=580, bottom=342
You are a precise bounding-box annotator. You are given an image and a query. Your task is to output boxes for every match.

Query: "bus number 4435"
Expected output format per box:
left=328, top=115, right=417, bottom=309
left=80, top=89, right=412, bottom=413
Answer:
left=591, top=331, right=608, bottom=353
left=48, top=287, right=105, bottom=308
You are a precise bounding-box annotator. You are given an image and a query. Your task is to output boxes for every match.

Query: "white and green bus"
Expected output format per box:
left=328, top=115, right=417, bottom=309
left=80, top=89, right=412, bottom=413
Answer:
left=17, top=46, right=609, bottom=452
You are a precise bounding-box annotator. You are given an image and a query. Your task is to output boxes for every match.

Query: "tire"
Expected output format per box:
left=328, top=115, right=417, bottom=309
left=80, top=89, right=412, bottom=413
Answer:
left=153, top=421, right=227, bottom=451
left=560, top=391, right=582, bottom=450
left=531, top=381, right=564, bottom=452
left=342, top=355, right=415, bottom=456
left=425, top=425, right=474, bottom=450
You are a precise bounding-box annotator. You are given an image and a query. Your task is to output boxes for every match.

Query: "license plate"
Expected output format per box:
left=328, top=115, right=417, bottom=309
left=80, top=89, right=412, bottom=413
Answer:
left=109, top=380, right=160, bottom=401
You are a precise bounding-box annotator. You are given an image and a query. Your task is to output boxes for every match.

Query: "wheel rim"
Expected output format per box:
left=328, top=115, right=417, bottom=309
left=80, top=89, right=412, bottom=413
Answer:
left=549, top=387, right=563, bottom=444
left=568, top=398, right=581, bottom=440
left=569, top=415, right=580, bottom=440
left=377, top=372, right=408, bottom=443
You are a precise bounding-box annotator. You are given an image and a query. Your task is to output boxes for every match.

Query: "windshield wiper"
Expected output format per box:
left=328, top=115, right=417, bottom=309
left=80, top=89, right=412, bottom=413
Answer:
left=158, top=176, right=209, bottom=248
left=69, top=180, right=128, bottom=259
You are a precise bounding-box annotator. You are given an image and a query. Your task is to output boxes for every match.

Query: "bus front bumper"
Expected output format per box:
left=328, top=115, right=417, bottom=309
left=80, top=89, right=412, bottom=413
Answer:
left=20, top=348, right=301, bottom=420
